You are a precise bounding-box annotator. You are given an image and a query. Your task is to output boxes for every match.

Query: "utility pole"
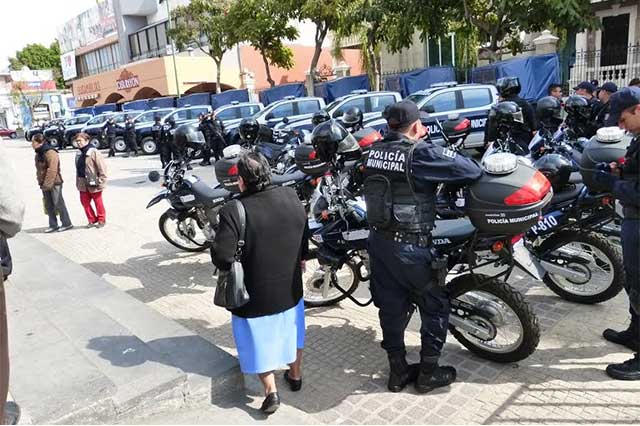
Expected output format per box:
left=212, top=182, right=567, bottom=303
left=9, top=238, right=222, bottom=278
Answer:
left=166, top=0, right=181, bottom=96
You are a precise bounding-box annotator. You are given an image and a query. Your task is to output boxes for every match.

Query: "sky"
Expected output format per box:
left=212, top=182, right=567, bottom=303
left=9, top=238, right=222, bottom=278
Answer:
left=0, top=0, right=96, bottom=70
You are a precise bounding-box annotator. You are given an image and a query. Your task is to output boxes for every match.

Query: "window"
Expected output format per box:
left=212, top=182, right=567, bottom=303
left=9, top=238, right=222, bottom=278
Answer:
left=76, top=44, right=121, bottom=78
left=169, top=110, right=189, bottom=121
left=296, top=100, right=321, bottom=115
left=138, top=30, right=148, bottom=56
left=427, top=34, right=455, bottom=67
left=215, top=108, right=238, bottom=120
left=369, top=95, right=397, bottom=113
left=239, top=105, right=261, bottom=117
left=269, top=103, right=294, bottom=119
left=129, top=34, right=140, bottom=58
left=333, top=97, right=366, bottom=117
left=130, top=21, right=169, bottom=61
left=156, top=23, right=168, bottom=49
left=461, top=88, right=491, bottom=109
left=190, top=107, right=210, bottom=118
left=135, top=111, right=157, bottom=123
left=147, top=27, right=158, bottom=52
left=423, top=91, right=457, bottom=113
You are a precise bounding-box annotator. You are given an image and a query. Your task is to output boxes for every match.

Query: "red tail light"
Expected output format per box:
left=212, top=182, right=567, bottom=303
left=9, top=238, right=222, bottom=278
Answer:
left=309, top=150, right=317, bottom=160
left=504, top=171, right=551, bottom=206
left=618, top=157, right=626, bottom=165
left=453, top=119, right=471, bottom=132
left=228, top=164, right=238, bottom=176
left=510, top=234, right=524, bottom=244
left=358, top=131, right=382, bottom=148
left=491, top=241, right=505, bottom=253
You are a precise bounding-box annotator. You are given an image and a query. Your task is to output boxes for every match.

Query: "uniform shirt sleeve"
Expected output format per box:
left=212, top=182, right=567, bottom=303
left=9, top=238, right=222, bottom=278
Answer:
left=411, top=142, right=483, bottom=188
left=522, top=101, right=537, bottom=133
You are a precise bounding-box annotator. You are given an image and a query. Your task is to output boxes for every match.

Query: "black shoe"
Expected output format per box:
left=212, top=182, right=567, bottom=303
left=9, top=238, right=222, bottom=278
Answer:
left=387, top=352, right=419, bottom=392
left=606, top=354, right=640, bottom=380
left=4, top=401, right=20, bottom=425
left=415, top=365, right=457, bottom=394
left=284, top=370, right=302, bottom=392
left=603, top=328, right=639, bottom=352
left=260, top=392, right=280, bottom=414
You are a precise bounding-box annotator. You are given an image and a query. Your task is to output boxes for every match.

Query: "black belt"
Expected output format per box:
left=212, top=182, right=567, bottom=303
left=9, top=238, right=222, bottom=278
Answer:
left=374, top=230, right=432, bottom=247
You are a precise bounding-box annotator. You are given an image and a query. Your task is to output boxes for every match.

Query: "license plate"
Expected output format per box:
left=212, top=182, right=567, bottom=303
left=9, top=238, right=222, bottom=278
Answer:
left=342, top=229, right=369, bottom=241
left=512, top=240, right=544, bottom=281
left=180, top=194, right=196, bottom=203
left=529, top=211, right=562, bottom=236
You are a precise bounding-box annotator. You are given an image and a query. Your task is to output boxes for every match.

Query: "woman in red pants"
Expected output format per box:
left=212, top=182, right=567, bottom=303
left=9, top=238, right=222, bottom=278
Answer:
left=73, top=133, right=108, bottom=228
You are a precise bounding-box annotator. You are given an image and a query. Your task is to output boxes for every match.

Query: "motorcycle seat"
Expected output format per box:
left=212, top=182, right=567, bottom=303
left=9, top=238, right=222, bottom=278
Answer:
left=433, top=218, right=476, bottom=241
left=272, top=170, right=306, bottom=186
left=551, top=183, right=584, bottom=205
left=569, top=171, right=582, bottom=184
left=192, top=180, right=231, bottom=206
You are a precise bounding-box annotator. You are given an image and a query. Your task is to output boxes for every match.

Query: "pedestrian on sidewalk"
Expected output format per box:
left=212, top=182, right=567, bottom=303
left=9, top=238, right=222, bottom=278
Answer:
left=31, top=134, right=73, bottom=233
left=212, top=152, right=307, bottom=415
left=73, top=133, right=108, bottom=228
left=0, top=145, right=25, bottom=425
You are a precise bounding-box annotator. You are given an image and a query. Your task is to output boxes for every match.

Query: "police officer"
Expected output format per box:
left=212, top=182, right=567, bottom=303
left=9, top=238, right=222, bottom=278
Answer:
left=574, top=80, right=602, bottom=112
left=197, top=113, right=213, bottom=166
left=160, top=117, right=176, bottom=168
left=103, top=117, right=117, bottom=157
left=487, top=77, right=536, bottom=152
left=595, top=82, right=618, bottom=128
left=151, top=116, right=165, bottom=167
left=595, top=87, right=640, bottom=380
left=210, top=114, right=226, bottom=162
left=363, top=101, right=482, bottom=393
left=342, top=106, right=364, bottom=133
left=124, top=116, right=138, bottom=157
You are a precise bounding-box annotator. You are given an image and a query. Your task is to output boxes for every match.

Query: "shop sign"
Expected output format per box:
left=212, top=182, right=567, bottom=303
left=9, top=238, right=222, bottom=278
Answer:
left=77, top=81, right=101, bottom=95
left=116, top=69, right=140, bottom=92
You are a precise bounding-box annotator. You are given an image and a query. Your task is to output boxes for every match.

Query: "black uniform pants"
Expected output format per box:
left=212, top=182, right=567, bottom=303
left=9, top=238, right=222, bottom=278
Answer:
left=368, top=231, right=450, bottom=362
left=107, top=135, right=116, bottom=157
left=211, top=134, right=225, bottom=161
left=202, top=135, right=212, bottom=163
left=622, top=218, right=640, bottom=338
left=126, top=135, right=137, bottom=155
left=159, top=141, right=172, bottom=167
left=169, top=141, right=183, bottom=163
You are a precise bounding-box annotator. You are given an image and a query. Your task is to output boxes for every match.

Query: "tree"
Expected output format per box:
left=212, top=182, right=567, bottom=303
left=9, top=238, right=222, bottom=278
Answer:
left=227, top=0, right=298, bottom=87
left=9, top=42, right=65, bottom=89
left=168, top=0, right=237, bottom=93
left=457, top=0, right=598, bottom=62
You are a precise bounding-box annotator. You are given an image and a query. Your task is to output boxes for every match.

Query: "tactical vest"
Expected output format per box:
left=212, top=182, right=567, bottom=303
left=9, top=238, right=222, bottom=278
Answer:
left=623, top=135, right=640, bottom=218
left=363, top=137, right=434, bottom=233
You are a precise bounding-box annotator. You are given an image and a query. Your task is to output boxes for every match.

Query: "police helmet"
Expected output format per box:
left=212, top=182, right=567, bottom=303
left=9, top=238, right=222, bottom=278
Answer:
left=238, top=118, right=260, bottom=144
left=311, top=110, right=330, bottom=127
left=173, top=123, right=205, bottom=149
left=490, top=101, right=524, bottom=126
left=496, top=77, right=522, bottom=97
left=536, top=96, right=563, bottom=128
left=154, top=115, right=161, bottom=122
left=533, top=153, right=576, bottom=192
left=565, top=95, right=591, bottom=120
left=342, top=106, right=363, bottom=131
left=311, top=120, right=360, bottom=163
left=166, top=116, right=176, bottom=126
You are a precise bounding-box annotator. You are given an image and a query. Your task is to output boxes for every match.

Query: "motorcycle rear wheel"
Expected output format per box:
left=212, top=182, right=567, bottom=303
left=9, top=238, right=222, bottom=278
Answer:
left=448, top=274, right=540, bottom=363
left=303, top=257, right=359, bottom=307
left=159, top=211, right=210, bottom=252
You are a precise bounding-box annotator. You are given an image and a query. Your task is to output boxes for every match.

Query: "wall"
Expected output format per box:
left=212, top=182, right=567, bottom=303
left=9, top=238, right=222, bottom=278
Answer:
left=380, top=32, right=427, bottom=74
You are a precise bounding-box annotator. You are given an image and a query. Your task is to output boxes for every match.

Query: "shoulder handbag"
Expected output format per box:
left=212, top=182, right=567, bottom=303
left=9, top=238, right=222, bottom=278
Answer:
left=213, top=200, right=250, bottom=309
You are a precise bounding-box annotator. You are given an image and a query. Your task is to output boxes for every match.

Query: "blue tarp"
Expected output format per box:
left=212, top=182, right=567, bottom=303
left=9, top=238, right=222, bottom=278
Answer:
left=259, top=83, right=306, bottom=106
left=211, top=89, right=250, bottom=110
left=94, top=103, right=118, bottom=114
left=73, top=107, right=94, bottom=116
left=148, top=97, right=176, bottom=109
left=470, top=54, right=560, bottom=102
left=123, top=100, right=148, bottom=111
left=383, top=66, right=456, bottom=98
left=314, top=75, right=370, bottom=103
left=176, top=93, right=211, bottom=108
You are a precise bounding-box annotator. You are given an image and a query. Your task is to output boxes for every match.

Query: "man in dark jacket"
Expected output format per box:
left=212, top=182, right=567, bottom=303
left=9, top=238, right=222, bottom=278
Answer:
left=124, top=116, right=138, bottom=157
left=103, top=118, right=118, bottom=157
left=595, top=87, right=640, bottom=381
left=210, top=114, right=226, bottom=161
left=595, top=82, right=618, bottom=128
left=31, top=134, right=73, bottom=232
left=488, top=77, right=536, bottom=152
left=574, top=81, right=602, bottom=119
left=363, top=101, right=482, bottom=394
left=151, top=116, right=166, bottom=167
left=161, top=117, right=177, bottom=167
left=197, top=113, right=213, bottom=166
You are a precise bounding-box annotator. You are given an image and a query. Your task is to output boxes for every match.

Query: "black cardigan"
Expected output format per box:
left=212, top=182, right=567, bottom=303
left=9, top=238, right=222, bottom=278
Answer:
left=212, top=186, right=308, bottom=318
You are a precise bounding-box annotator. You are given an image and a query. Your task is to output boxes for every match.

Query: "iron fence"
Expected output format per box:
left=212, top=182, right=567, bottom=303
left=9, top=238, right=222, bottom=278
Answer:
left=567, top=44, right=640, bottom=89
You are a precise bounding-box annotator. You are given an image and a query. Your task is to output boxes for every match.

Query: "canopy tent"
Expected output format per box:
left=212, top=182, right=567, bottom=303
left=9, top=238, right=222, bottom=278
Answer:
left=211, top=89, right=250, bottom=110
left=258, top=83, right=306, bottom=106
left=122, top=100, right=148, bottom=111
left=314, top=75, right=370, bottom=102
left=383, top=66, right=456, bottom=98
left=176, top=93, right=211, bottom=108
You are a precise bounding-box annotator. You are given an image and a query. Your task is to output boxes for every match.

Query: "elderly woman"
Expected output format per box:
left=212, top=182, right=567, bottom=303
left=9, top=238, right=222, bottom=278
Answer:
left=74, top=133, right=108, bottom=228
left=212, top=152, right=307, bottom=414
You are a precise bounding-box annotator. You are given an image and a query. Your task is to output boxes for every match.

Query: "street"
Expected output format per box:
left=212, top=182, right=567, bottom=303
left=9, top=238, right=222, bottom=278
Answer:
left=3, top=137, right=640, bottom=424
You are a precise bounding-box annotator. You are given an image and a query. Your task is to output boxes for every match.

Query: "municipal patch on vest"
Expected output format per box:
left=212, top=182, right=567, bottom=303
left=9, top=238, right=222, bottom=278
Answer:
left=366, top=149, right=406, bottom=172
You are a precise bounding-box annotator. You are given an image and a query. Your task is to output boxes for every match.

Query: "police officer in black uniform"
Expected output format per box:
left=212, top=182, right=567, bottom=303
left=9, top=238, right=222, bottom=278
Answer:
left=160, top=117, right=176, bottom=168
left=124, top=116, right=138, bottom=157
left=487, top=77, right=537, bottom=152
left=595, top=87, right=640, bottom=380
left=210, top=114, right=226, bottom=161
left=103, top=117, right=118, bottom=157
left=151, top=116, right=165, bottom=167
left=595, top=82, right=618, bottom=128
left=197, top=113, right=213, bottom=166
left=363, top=101, right=482, bottom=393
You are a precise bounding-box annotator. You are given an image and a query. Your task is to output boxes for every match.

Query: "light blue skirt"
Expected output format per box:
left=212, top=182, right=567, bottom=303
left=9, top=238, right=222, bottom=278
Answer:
left=231, top=298, right=305, bottom=374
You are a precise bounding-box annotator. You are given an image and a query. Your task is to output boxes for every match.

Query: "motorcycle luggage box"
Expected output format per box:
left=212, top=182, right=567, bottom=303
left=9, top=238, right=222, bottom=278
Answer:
left=579, top=127, right=631, bottom=193
left=465, top=155, right=552, bottom=235
left=352, top=128, right=382, bottom=153
left=214, top=156, right=241, bottom=193
left=295, top=143, right=329, bottom=177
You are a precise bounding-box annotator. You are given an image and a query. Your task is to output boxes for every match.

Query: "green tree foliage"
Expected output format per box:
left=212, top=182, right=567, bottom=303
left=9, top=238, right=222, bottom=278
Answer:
left=227, top=0, right=298, bottom=87
left=168, top=0, right=236, bottom=93
left=9, top=42, right=65, bottom=89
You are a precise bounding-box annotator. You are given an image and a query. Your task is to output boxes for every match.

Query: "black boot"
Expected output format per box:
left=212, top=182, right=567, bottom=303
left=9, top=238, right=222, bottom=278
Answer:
left=415, top=356, right=456, bottom=394
left=387, top=351, right=418, bottom=392
left=603, top=325, right=639, bottom=352
left=606, top=353, right=640, bottom=380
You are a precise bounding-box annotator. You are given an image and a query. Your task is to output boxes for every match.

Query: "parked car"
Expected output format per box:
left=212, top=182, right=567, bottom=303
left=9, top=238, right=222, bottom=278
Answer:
left=363, top=83, right=499, bottom=149
left=44, top=115, right=92, bottom=149
left=132, top=108, right=175, bottom=154
left=136, top=105, right=211, bottom=154
left=0, top=127, right=18, bottom=139
left=26, top=123, right=48, bottom=141
left=213, top=101, right=263, bottom=143
left=78, top=113, right=120, bottom=149
left=284, top=90, right=401, bottom=132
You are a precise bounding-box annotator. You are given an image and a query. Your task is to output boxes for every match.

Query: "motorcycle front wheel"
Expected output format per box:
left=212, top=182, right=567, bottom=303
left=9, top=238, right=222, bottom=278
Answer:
left=448, top=274, right=540, bottom=363
left=159, top=211, right=210, bottom=252
left=302, top=257, right=359, bottom=307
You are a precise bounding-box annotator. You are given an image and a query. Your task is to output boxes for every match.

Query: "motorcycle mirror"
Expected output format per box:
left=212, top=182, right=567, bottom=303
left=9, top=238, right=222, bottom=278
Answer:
left=148, top=171, right=161, bottom=182
left=282, top=117, right=289, bottom=124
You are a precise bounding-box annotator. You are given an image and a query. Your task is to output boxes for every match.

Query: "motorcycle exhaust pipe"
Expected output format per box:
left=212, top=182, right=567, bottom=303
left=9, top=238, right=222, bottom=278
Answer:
left=539, top=260, right=588, bottom=282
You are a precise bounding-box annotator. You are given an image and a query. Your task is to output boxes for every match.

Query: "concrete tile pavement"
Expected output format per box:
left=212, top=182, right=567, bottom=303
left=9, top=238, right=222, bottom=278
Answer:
left=3, top=139, right=639, bottom=424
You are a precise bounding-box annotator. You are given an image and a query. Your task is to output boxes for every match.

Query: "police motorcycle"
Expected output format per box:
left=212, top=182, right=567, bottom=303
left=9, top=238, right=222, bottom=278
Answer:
left=147, top=125, right=233, bottom=252
left=299, top=120, right=545, bottom=363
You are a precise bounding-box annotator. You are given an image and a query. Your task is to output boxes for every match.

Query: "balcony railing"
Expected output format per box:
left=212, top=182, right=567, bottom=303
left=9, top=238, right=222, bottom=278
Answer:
left=568, top=44, right=640, bottom=88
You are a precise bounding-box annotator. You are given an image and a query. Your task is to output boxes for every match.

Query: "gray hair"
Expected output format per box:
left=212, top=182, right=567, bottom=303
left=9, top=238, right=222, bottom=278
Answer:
left=238, top=151, right=272, bottom=193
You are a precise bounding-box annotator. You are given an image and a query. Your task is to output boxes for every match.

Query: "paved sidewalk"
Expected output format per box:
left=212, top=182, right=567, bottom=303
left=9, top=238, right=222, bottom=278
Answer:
left=3, top=139, right=639, bottom=424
